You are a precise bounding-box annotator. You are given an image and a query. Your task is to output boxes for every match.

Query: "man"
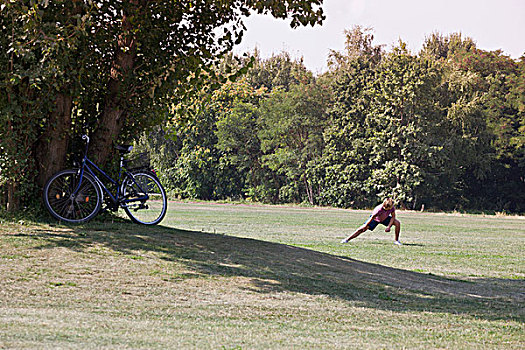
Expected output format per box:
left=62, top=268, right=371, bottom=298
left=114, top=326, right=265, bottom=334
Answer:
left=341, top=198, right=402, bottom=245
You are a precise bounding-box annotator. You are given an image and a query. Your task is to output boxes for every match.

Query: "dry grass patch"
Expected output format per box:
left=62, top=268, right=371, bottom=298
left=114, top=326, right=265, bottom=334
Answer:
left=0, top=205, right=524, bottom=349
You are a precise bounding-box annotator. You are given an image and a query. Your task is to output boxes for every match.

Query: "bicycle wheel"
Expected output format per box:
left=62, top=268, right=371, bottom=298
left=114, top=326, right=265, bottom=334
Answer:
left=43, top=169, right=102, bottom=223
left=121, top=170, right=167, bottom=225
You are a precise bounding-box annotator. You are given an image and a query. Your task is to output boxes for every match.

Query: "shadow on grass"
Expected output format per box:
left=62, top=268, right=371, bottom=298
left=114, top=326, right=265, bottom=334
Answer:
left=21, top=222, right=525, bottom=323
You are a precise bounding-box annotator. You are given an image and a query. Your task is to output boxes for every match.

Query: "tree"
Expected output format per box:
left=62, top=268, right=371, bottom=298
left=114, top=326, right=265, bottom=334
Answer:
left=215, top=101, right=265, bottom=200
left=0, top=0, right=325, bottom=211
left=0, top=0, right=92, bottom=211
left=320, top=31, right=496, bottom=210
left=365, top=43, right=466, bottom=209
left=449, top=48, right=525, bottom=211
left=420, top=32, right=476, bottom=60
left=136, top=73, right=268, bottom=201
left=258, top=82, right=330, bottom=204
left=108, top=27, right=524, bottom=213
left=318, top=26, right=383, bottom=207
left=245, top=49, right=314, bottom=91
left=327, top=25, right=383, bottom=69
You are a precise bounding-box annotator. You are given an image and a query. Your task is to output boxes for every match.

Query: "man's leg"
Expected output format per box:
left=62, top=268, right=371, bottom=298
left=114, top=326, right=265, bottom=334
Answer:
left=393, top=219, right=401, bottom=243
left=341, top=225, right=369, bottom=243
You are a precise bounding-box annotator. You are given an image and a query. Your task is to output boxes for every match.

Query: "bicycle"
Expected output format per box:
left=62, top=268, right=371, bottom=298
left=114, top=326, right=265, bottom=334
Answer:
left=43, top=135, right=167, bottom=225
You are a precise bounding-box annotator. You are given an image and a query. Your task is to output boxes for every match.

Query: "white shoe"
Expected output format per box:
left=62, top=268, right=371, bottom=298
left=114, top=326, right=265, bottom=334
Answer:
left=341, top=238, right=349, bottom=244
left=394, top=240, right=402, bottom=246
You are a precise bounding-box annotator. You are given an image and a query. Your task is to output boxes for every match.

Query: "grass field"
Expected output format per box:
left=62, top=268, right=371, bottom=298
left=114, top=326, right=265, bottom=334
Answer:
left=0, top=202, right=524, bottom=349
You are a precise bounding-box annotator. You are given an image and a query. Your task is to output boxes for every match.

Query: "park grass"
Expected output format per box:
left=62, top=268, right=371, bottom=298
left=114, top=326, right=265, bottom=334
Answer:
left=0, top=202, right=523, bottom=349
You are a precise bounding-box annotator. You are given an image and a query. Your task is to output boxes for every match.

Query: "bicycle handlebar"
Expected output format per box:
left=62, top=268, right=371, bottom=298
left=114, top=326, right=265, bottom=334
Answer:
left=82, top=134, right=90, bottom=158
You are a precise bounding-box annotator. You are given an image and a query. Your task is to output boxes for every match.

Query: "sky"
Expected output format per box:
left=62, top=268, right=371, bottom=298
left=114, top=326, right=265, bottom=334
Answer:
left=233, top=0, right=525, bottom=74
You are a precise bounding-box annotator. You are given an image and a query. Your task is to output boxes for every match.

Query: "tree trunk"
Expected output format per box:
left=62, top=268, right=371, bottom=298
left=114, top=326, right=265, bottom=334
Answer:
left=4, top=115, right=19, bottom=212
left=90, top=95, right=128, bottom=165
left=90, top=51, right=135, bottom=166
left=304, top=176, right=314, bottom=205
left=6, top=182, right=19, bottom=213
left=90, top=4, right=140, bottom=166
left=35, top=93, right=73, bottom=188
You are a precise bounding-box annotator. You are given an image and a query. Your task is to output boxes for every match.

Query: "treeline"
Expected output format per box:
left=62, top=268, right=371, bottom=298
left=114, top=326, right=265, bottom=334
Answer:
left=139, top=28, right=525, bottom=212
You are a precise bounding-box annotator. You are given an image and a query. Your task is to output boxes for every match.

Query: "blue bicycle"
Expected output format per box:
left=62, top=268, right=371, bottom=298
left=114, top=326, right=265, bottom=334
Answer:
left=43, top=135, right=167, bottom=225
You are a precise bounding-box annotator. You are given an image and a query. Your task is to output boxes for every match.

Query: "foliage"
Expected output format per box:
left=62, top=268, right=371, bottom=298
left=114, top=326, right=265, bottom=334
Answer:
left=141, top=27, right=524, bottom=213
left=144, top=52, right=331, bottom=204
left=0, top=0, right=325, bottom=212
left=314, top=30, right=524, bottom=211
left=258, top=82, right=330, bottom=204
left=1, top=2, right=523, bottom=214
left=449, top=48, right=525, bottom=210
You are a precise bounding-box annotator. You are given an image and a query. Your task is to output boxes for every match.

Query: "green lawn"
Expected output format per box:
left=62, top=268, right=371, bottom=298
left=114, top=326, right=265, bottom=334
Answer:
left=0, top=202, right=523, bottom=349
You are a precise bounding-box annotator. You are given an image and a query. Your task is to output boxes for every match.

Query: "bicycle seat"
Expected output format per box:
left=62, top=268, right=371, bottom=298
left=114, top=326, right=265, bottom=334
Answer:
left=115, top=144, right=133, bottom=153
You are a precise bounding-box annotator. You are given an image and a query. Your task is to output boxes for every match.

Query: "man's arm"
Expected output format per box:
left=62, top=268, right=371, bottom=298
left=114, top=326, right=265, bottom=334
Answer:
left=385, top=211, right=395, bottom=232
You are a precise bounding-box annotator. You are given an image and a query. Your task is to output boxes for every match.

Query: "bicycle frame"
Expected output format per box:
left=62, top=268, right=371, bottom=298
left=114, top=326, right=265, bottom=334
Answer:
left=72, top=136, right=149, bottom=208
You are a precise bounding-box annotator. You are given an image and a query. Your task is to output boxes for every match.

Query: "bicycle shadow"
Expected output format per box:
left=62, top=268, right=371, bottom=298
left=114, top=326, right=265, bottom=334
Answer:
left=23, top=222, right=525, bottom=323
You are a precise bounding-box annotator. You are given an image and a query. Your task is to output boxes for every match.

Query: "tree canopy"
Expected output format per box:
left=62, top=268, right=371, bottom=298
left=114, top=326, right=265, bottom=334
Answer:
left=137, top=28, right=525, bottom=213
left=0, top=0, right=325, bottom=211
left=1, top=3, right=523, bottom=214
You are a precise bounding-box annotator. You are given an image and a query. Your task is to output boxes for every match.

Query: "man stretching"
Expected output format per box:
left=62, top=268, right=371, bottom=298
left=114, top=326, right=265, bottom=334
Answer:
left=341, top=198, right=402, bottom=245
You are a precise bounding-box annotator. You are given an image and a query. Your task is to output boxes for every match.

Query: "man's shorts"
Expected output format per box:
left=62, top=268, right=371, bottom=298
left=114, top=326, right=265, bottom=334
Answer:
left=367, top=216, right=392, bottom=231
